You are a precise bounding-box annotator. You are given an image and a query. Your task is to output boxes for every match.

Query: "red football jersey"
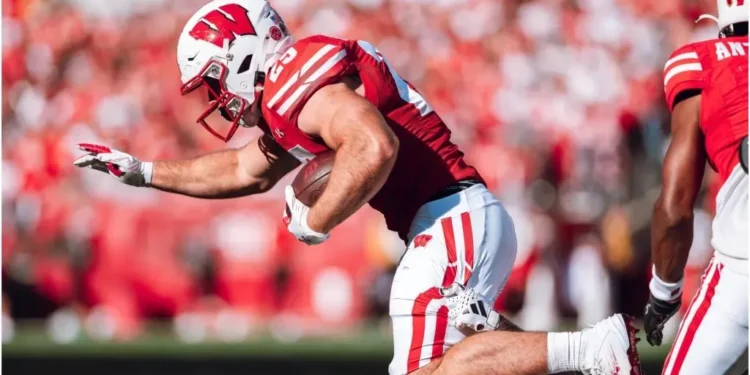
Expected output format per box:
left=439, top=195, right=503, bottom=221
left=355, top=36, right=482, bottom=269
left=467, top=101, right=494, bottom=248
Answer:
left=663, top=36, right=748, bottom=181
left=259, top=35, right=483, bottom=240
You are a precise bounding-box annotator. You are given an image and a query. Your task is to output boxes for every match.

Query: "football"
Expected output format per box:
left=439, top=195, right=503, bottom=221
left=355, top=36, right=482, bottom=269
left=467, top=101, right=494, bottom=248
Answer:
left=291, top=150, right=336, bottom=207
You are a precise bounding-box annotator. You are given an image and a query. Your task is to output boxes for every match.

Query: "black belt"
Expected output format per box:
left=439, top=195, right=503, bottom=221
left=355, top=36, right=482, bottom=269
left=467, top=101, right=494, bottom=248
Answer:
left=427, top=179, right=483, bottom=203
left=740, top=136, right=748, bottom=174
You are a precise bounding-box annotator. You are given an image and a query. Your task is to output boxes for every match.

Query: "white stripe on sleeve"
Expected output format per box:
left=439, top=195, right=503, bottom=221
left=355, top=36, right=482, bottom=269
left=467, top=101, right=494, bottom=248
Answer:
left=664, top=63, right=702, bottom=87
left=300, top=45, right=336, bottom=76
left=267, top=72, right=299, bottom=108
left=278, top=83, right=309, bottom=116
left=267, top=45, right=335, bottom=108
left=305, top=49, right=348, bottom=84
left=276, top=49, right=348, bottom=116
left=664, top=52, right=699, bottom=71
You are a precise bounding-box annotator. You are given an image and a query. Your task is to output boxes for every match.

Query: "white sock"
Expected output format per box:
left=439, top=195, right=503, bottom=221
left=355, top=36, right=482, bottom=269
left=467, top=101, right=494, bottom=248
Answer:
left=547, top=331, right=583, bottom=373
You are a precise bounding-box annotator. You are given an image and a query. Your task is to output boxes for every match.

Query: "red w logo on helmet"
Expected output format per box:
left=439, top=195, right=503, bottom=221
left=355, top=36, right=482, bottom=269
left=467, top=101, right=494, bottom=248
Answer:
left=728, top=0, right=745, bottom=6
left=189, top=4, right=256, bottom=48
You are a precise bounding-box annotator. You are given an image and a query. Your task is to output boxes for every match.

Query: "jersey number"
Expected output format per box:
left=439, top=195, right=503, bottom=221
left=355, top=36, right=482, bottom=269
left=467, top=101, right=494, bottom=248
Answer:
left=728, top=0, right=745, bottom=5
left=357, top=41, right=434, bottom=116
left=270, top=48, right=298, bottom=83
left=189, top=4, right=256, bottom=48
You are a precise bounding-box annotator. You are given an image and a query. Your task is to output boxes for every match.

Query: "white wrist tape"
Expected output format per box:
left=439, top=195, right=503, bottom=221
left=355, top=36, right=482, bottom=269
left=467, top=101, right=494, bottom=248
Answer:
left=302, top=216, right=330, bottom=237
left=141, top=161, right=154, bottom=186
left=650, top=265, right=683, bottom=301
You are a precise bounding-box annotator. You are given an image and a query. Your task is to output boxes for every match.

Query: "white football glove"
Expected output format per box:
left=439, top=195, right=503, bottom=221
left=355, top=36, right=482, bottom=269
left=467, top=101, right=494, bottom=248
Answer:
left=283, top=186, right=330, bottom=245
left=73, top=143, right=153, bottom=187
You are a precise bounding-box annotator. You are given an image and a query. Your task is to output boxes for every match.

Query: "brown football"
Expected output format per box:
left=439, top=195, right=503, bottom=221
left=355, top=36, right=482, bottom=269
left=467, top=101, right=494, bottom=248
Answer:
left=291, top=150, right=336, bottom=207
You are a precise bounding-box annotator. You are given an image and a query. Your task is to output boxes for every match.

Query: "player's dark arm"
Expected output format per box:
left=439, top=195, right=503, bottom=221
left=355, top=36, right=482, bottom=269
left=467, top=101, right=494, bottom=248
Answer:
left=151, top=134, right=300, bottom=199
left=652, top=94, right=706, bottom=282
left=298, top=76, right=399, bottom=233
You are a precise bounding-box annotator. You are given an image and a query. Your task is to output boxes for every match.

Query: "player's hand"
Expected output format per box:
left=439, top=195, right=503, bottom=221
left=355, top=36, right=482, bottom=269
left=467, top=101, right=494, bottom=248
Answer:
left=643, top=294, right=680, bottom=346
left=283, top=186, right=329, bottom=245
left=73, top=143, right=153, bottom=187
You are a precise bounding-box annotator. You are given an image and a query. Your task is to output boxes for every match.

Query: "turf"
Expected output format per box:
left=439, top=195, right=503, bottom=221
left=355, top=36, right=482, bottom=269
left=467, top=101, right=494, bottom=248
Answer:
left=4, top=325, right=670, bottom=363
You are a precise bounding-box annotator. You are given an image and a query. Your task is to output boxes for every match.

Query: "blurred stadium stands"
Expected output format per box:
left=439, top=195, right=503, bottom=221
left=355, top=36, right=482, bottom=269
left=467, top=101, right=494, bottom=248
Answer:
left=1, top=0, right=725, bottom=372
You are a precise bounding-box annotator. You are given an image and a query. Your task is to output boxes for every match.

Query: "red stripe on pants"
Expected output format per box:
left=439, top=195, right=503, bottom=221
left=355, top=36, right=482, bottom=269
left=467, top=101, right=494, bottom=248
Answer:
left=662, top=261, right=715, bottom=372
left=441, top=217, right=458, bottom=287
left=431, top=306, right=449, bottom=359
left=663, top=261, right=722, bottom=375
left=407, top=288, right=443, bottom=373
left=460, top=212, right=474, bottom=285
left=406, top=214, right=470, bottom=373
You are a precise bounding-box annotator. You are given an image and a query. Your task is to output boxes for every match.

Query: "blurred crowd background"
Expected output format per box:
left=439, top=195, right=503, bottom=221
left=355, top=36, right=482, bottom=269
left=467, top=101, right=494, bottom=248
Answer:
left=2, top=0, right=722, bottom=347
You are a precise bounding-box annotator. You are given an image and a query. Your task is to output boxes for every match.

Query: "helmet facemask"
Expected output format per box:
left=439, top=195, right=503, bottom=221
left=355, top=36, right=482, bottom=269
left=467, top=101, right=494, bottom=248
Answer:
left=719, top=22, right=749, bottom=38
left=180, top=58, right=265, bottom=142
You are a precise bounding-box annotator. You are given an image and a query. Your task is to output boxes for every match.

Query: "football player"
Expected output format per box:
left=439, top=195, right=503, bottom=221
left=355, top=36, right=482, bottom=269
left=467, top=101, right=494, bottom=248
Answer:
left=644, top=1, right=748, bottom=374
left=75, top=1, right=641, bottom=374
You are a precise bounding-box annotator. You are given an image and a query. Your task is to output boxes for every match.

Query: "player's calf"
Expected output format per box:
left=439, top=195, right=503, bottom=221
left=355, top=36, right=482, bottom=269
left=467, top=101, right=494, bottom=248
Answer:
left=414, top=285, right=641, bottom=375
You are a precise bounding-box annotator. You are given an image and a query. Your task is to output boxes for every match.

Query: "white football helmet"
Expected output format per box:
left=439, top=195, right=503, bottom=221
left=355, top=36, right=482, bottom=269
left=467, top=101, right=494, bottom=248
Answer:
left=177, top=0, right=293, bottom=141
left=697, top=0, right=748, bottom=37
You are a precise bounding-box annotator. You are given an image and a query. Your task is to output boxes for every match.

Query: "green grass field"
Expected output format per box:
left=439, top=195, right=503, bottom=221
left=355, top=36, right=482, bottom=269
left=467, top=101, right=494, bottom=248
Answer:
left=3, top=325, right=680, bottom=375
left=3, top=325, right=671, bottom=362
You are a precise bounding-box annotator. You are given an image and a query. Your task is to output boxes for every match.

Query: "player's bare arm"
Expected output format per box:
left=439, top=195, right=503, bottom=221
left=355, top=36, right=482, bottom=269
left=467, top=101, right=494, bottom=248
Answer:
left=151, top=134, right=299, bottom=198
left=296, top=76, right=399, bottom=233
left=74, top=134, right=300, bottom=199
left=651, top=94, right=705, bottom=283
left=644, top=93, right=705, bottom=346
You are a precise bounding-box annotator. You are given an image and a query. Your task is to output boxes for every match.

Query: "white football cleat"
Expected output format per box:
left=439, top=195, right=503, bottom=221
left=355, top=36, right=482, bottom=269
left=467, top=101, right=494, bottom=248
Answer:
left=581, top=314, right=642, bottom=375
left=441, top=283, right=499, bottom=333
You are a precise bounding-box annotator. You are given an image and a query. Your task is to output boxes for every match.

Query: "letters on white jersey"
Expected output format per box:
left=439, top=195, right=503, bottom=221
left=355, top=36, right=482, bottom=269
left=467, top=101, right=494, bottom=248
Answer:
left=714, top=40, right=748, bottom=61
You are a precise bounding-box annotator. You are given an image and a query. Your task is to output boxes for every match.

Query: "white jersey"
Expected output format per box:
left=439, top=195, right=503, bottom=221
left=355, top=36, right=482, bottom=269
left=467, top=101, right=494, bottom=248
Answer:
left=711, top=165, right=748, bottom=275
